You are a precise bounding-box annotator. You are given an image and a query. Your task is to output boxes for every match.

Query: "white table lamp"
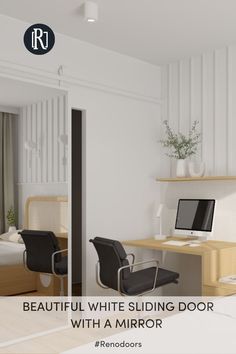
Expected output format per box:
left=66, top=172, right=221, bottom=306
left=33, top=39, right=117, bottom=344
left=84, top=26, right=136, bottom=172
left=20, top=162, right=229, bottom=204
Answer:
left=154, top=204, right=167, bottom=240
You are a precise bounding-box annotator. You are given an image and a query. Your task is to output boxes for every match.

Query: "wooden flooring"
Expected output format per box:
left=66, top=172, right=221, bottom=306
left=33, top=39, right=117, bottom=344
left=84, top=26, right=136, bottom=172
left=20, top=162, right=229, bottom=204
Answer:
left=0, top=312, right=133, bottom=354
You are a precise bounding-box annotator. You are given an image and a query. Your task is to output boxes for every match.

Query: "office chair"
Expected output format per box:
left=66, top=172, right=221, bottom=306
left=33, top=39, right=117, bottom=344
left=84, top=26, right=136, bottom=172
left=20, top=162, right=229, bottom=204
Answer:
left=19, top=230, right=68, bottom=295
left=90, top=237, right=179, bottom=296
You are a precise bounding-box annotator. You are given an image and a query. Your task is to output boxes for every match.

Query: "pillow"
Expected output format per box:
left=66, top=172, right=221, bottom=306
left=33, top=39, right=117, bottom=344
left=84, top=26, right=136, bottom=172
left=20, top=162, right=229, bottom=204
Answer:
left=0, top=230, right=23, bottom=243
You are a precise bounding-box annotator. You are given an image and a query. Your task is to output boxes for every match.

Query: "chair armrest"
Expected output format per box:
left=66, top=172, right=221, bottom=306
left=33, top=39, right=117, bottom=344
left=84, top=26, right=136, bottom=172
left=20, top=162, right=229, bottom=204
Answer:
left=117, top=259, right=159, bottom=296
left=23, top=249, right=28, bottom=271
left=52, top=249, right=68, bottom=276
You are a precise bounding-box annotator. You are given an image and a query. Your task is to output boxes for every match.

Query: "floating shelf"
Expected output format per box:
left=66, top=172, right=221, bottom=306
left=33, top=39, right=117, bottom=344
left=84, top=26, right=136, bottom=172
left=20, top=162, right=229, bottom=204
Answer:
left=157, top=176, right=236, bottom=182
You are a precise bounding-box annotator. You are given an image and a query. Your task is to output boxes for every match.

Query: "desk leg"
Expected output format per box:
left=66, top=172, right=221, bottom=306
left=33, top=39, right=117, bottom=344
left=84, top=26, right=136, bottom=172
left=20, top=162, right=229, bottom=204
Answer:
left=161, top=251, right=167, bottom=264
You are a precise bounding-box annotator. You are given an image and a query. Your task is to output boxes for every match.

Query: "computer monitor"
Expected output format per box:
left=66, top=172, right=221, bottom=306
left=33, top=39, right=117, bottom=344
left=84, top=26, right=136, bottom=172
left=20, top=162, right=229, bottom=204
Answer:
left=174, top=199, right=215, bottom=239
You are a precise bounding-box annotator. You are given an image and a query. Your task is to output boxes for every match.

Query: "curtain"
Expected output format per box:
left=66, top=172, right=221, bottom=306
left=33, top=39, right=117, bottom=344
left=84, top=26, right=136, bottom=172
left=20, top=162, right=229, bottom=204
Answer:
left=0, top=112, right=15, bottom=233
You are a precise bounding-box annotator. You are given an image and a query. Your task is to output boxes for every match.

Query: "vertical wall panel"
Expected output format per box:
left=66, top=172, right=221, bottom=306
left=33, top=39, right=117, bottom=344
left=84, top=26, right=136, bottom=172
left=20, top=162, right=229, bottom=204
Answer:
left=227, top=46, right=236, bottom=175
left=168, top=63, right=179, bottom=176
left=168, top=63, right=179, bottom=132
left=63, top=95, right=68, bottom=182
left=42, top=100, right=47, bottom=183
left=36, top=102, right=42, bottom=183
left=53, top=97, right=59, bottom=182
left=26, top=105, right=31, bottom=183
left=202, top=51, right=215, bottom=175
left=59, top=95, right=65, bottom=182
left=190, top=56, right=202, bottom=160
left=214, top=48, right=227, bottom=175
left=161, top=65, right=171, bottom=177
left=47, top=99, right=53, bottom=183
left=179, top=58, right=191, bottom=135
left=18, top=94, right=67, bottom=184
left=21, top=107, right=27, bottom=183
left=31, top=103, right=37, bottom=183
left=17, top=109, right=23, bottom=183
left=162, top=46, right=232, bottom=177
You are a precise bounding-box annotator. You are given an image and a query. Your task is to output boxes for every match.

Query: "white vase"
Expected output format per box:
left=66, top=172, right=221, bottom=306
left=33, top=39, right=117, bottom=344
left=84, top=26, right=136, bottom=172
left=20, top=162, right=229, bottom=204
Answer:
left=176, top=159, right=187, bottom=177
left=188, top=161, right=205, bottom=177
left=8, top=226, right=16, bottom=232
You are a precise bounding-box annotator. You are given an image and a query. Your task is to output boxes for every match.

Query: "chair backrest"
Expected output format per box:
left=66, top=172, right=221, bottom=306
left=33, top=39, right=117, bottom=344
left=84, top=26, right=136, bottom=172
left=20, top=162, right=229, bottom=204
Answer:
left=19, top=230, right=60, bottom=273
left=89, top=237, right=130, bottom=291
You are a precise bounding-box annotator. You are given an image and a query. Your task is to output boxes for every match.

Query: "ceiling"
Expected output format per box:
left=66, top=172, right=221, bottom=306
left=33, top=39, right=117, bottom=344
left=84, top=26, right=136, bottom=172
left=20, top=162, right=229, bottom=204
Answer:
left=0, top=77, right=64, bottom=107
left=0, top=0, right=236, bottom=65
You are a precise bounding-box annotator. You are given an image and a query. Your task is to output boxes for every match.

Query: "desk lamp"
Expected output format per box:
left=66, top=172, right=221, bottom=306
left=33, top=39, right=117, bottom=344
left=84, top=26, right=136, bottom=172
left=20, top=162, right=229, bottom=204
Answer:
left=154, top=204, right=167, bottom=240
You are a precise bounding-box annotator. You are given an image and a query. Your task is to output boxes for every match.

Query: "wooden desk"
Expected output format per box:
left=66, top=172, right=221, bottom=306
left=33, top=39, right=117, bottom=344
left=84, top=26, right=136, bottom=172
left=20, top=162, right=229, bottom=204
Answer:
left=123, top=237, right=236, bottom=296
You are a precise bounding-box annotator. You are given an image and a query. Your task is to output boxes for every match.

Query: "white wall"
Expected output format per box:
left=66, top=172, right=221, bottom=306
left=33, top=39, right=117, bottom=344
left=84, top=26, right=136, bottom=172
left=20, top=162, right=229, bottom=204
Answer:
left=0, top=14, right=162, bottom=295
left=161, top=46, right=236, bottom=295
left=69, top=87, right=161, bottom=295
left=0, top=15, right=161, bottom=101
left=162, top=46, right=236, bottom=177
left=16, top=95, right=68, bottom=227
left=161, top=45, right=236, bottom=242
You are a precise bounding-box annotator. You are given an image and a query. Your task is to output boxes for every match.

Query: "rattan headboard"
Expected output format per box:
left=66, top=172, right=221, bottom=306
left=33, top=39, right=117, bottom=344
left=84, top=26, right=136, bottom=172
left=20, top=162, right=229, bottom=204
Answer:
left=24, top=196, right=68, bottom=233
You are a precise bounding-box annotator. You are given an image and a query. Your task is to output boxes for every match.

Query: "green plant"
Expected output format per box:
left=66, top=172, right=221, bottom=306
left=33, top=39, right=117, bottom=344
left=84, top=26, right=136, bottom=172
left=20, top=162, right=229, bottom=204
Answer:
left=6, top=206, right=16, bottom=226
left=160, top=120, right=201, bottom=159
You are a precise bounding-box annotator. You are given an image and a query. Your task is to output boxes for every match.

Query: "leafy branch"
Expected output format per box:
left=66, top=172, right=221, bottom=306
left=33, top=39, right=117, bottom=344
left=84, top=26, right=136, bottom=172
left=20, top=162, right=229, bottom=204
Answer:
left=160, top=120, right=201, bottom=159
left=6, top=206, right=16, bottom=226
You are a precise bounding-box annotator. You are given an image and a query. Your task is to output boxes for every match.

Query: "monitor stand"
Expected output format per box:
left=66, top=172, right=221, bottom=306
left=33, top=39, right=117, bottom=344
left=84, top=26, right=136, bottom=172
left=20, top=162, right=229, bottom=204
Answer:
left=154, top=234, right=167, bottom=241
left=187, top=236, right=207, bottom=244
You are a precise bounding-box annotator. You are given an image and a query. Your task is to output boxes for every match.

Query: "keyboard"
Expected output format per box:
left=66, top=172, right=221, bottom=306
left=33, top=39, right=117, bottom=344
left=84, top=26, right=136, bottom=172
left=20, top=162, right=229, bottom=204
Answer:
left=162, top=240, right=190, bottom=247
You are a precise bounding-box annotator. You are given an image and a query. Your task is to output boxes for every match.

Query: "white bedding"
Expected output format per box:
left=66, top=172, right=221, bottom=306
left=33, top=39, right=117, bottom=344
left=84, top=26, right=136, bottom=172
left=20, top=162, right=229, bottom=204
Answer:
left=0, top=240, right=25, bottom=266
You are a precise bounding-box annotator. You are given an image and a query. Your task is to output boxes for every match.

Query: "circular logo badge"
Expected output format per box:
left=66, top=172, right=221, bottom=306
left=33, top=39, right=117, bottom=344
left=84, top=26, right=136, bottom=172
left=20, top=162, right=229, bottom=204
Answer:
left=24, top=23, right=55, bottom=55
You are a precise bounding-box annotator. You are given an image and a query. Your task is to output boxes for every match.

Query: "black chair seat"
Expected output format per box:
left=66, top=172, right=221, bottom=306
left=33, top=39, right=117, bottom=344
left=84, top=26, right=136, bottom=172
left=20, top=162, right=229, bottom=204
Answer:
left=123, top=267, right=179, bottom=296
left=55, top=256, right=68, bottom=275
left=90, top=237, right=180, bottom=296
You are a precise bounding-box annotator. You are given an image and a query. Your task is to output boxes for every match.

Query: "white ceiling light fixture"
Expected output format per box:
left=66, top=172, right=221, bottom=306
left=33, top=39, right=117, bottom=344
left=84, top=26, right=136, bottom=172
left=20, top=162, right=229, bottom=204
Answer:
left=84, top=1, right=98, bottom=23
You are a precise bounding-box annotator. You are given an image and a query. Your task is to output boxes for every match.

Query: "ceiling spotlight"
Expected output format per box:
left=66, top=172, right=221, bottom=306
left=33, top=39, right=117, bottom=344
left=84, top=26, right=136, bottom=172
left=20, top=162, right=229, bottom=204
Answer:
left=84, top=1, right=98, bottom=23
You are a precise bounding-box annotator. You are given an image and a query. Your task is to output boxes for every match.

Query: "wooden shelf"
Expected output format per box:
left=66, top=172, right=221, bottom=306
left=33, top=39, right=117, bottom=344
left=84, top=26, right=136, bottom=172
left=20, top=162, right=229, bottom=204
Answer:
left=157, top=176, right=236, bottom=182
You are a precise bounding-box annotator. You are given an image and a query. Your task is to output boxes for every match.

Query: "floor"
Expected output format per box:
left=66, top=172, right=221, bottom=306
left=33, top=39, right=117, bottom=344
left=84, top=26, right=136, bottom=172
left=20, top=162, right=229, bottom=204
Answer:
left=0, top=310, right=132, bottom=354
left=0, top=326, right=105, bottom=354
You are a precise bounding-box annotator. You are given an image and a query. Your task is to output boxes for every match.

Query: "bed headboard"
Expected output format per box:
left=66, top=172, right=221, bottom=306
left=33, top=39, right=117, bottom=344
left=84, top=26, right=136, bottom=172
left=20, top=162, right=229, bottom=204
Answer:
left=24, top=196, right=68, bottom=234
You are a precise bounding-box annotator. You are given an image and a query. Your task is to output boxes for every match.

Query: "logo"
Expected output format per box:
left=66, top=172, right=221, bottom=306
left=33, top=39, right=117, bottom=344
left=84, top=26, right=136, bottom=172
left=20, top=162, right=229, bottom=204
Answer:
left=24, top=24, right=55, bottom=55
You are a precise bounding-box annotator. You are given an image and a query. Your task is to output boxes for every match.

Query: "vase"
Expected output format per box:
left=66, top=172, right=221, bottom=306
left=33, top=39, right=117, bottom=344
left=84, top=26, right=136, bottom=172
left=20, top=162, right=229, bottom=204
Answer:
left=188, top=161, right=205, bottom=177
left=176, top=159, right=187, bottom=177
left=8, top=226, right=16, bottom=232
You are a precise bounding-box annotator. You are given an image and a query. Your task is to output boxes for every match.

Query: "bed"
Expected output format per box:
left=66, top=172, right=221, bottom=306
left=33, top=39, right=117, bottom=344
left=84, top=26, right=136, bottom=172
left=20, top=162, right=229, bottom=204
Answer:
left=0, top=195, right=68, bottom=296
left=0, top=240, right=26, bottom=266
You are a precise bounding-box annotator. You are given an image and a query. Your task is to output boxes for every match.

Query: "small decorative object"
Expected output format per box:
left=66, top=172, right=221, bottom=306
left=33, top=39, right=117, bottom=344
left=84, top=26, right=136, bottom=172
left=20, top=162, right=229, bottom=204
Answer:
left=176, top=159, right=187, bottom=178
left=160, top=120, right=201, bottom=177
left=6, top=206, right=16, bottom=232
left=188, top=160, right=205, bottom=177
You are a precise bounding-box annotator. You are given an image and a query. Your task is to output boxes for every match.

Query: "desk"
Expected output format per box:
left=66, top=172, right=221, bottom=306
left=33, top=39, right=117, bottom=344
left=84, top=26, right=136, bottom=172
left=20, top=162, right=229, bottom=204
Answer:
left=123, top=237, right=236, bottom=296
